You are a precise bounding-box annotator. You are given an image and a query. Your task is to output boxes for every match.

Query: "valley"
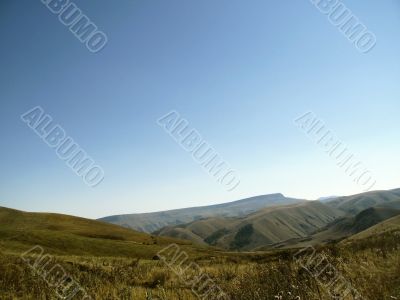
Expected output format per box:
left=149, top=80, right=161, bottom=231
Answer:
left=1, top=188, right=400, bottom=299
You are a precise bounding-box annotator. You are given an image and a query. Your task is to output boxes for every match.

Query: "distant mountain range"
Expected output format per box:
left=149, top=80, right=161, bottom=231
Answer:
left=129, top=188, right=400, bottom=251
left=318, top=196, right=340, bottom=202
left=2, top=193, right=399, bottom=300
left=98, top=193, right=304, bottom=233
left=2, top=188, right=400, bottom=255
left=155, top=201, right=344, bottom=250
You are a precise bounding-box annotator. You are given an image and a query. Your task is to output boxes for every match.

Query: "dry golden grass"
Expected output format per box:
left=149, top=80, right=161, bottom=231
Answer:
left=0, top=229, right=399, bottom=300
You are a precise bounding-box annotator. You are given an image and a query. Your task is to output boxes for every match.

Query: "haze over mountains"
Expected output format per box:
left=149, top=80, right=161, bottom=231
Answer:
left=2, top=195, right=399, bottom=299
left=97, top=188, right=400, bottom=251
left=99, top=193, right=303, bottom=233
left=155, top=201, right=344, bottom=250
left=1, top=188, right=399, bottom=255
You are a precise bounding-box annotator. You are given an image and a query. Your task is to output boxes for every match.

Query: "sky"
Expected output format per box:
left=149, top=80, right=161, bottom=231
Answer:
left=0, top=0, right=399, bottom=219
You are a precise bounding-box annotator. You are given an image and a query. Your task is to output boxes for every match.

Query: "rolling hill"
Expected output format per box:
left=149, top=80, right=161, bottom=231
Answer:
left=344, top=214, right=400, bottom=241
left=4, top=188, right=398, bottom=258
left=155, top=189, right=400, bottom=250
left=0, top=206, right=190, bottom=258
left=315, top=205, right=400, bottom=240
left=156, top=201, right=344, bottom=250
left=325, top=188, right=400, bottom=214
left=99, top=193, right=304, bottom=233
left=273, top=206, right=400, bottom=248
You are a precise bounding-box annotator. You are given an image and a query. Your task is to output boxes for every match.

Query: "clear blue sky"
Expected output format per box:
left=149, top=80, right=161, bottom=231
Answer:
left=1, top=0, right=399, bottom=218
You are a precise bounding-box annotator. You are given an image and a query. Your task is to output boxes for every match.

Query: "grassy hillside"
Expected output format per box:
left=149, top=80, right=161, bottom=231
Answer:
left=344, top=214, right=400, bottom=241
left=0, top=207, right=192, bottom=258
left=272, top=206, right=400, bottom=249
left=326, top=188, right=400, bottom=214
left=1, top=218, right=399, bottom=299
left=157, top=201, right=344, bottom=250
left=98, top=193, right=304, bottom=233
left=1, top=201, right=399, bottom=299
left=317, top=206, right=400, bottom=239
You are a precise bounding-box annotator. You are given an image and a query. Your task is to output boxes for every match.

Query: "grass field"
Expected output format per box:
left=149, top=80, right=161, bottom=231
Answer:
left=1, top=207, right=399, bottom=299
left=1, top=227, right=399, bottom=299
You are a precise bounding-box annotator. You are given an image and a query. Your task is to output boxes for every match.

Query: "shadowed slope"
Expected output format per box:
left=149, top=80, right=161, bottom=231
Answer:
left=269, top=205, right=400, bottom=249
left=344, top=214, right=400, bottom=241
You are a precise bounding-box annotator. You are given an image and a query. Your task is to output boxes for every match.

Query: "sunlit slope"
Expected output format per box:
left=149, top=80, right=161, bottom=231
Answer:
left=0, top=207, right=189, bottom=258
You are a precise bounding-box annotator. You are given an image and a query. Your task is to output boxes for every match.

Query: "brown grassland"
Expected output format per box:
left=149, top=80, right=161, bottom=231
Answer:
left=0, top=229, right=399, bottom=300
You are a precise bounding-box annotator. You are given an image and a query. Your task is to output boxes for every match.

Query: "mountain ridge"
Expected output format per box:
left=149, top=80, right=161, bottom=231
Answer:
left=154, top=189, right=400, bottom=250
left=99, top=193, right=304, bottom=233
left=156, top=201, right=344, bottom=250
